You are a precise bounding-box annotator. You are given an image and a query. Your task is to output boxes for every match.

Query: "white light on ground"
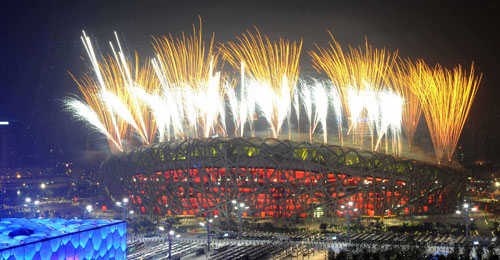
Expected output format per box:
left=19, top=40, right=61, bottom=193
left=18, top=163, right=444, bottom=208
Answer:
left=25, top=197, right=31, bottom=203
left=41, top=183, right=46, bottom=189
left=0, top=121, right=9, bottom=125
left=169, top=230, right=175, bottom=235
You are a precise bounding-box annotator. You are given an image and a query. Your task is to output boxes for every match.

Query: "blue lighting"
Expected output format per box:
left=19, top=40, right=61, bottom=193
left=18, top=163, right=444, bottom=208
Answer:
left=0, top=218, right=126, bottom=260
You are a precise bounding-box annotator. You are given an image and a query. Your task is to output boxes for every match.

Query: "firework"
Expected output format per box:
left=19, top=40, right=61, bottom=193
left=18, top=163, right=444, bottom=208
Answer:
left=297, top=79, right=343, bottom=144
left=387, top=58, right=423, bottom=148
left=375, top=90, right=404, bottom=154
left=329, top=84, right=343, bottom=145
left=221, top=28, right=302, bottom=138
left=151, top=18, right=227, bottom=138
left=225, top=82, right=240, bottom=136
left=66, top=23, right=480, bottom=165
left=226, top=61, right=258, bottom=138
left=344, top=86, right=403, bottom=154
left=299, top=81, right=313, bottom=142
left=292, top=87, right=301, bottom=139
left=64, top=98, right=122, bottom=150
left=67, top=31, right=159, bottom=152
left=410, top=61, right=481, bottom=163
left=309, top=33, right=397, bottom=141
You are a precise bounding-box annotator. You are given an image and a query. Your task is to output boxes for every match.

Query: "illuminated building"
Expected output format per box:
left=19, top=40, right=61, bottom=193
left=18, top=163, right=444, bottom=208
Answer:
left=101, top=138, right=464, bottom=218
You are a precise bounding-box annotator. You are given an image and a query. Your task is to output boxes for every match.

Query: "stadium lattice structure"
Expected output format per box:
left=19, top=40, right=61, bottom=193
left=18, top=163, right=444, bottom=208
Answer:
left=101, top=138, right=465, bottom=218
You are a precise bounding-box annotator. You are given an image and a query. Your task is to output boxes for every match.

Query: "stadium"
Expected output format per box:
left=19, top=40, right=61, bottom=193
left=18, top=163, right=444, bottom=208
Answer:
left=66, top=22, right=479, bottom=219
left=100, top=137, right=465, bottom=218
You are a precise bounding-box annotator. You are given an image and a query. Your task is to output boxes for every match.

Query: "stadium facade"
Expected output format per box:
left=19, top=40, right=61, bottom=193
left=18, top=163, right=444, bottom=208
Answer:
left=101, top=138, right=465, bottom=218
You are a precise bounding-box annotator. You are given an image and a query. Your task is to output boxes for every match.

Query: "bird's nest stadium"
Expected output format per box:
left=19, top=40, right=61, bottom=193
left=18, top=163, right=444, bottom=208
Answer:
left=100, top=138, right=465, bottom=218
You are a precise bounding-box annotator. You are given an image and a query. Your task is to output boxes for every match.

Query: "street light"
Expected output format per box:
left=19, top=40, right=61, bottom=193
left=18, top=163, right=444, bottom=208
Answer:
left=116, top=198, right=129, bottom=220
left=199, top=213, right=217, bottom=252
left=341, top=201, right=357, bottom=243
left=122, top=198, right=129, bottom=220
left=456, top=202, right=475, bottom=241
left=160, top=221, right=176, bottom=260
left=85, top=205, right=93, bottom=219
left=232, top=200, right=247, bottom=240
left=25, top=197, right=36, bottom=218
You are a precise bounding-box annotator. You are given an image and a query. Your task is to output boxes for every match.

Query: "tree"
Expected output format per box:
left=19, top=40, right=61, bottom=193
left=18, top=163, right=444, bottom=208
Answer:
left=320, top=223, right=328, bottom=232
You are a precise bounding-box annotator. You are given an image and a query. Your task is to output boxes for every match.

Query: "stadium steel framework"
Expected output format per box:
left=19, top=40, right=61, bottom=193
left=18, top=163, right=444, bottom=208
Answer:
left=101, top=137, right=465, bottom=218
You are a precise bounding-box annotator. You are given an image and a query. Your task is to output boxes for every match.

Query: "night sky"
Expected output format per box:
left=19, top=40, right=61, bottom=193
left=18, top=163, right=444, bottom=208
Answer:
left=1, top=0, right=499, bottom=167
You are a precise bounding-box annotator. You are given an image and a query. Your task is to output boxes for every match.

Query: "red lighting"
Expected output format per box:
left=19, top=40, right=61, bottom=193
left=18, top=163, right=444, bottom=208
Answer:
left=123, top=167, right=443, bottom=217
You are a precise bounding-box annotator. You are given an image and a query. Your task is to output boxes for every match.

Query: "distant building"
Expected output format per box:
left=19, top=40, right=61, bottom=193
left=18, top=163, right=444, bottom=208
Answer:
left=0, top=121, right=15, bottom=168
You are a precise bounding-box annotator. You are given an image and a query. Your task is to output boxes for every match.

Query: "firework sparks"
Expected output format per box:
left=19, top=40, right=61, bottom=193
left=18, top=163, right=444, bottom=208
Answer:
left=298, top=79, right=343, bottom=144
left=375, top=90, right=404, bottom=155
left=64, top=98, right=123, bottom=151
left=387, top=58, right=423, bottom=148
left=345, top=86, right=403, bottom=154
left=292, top=86, right=301, bottom=139
left=66, top=23, right=480, bottom=165
left=67, top=31, right=159, bottom=151
left=329, top=83, right=343, bottom=145
left=309, top=32, right=397, bottom=139
left=299, top=81, right=313, bottom=142
left=312, top=80, right=329, bottom=143
left=410, top=61, right=481, bottom=163
left=151, top=18, right=226, bottom=138
left=221, top=28, right=302, bottom=138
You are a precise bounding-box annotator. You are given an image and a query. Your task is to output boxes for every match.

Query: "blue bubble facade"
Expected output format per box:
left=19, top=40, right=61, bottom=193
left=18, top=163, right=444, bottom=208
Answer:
left=0, top=218, right=126, bottom=260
